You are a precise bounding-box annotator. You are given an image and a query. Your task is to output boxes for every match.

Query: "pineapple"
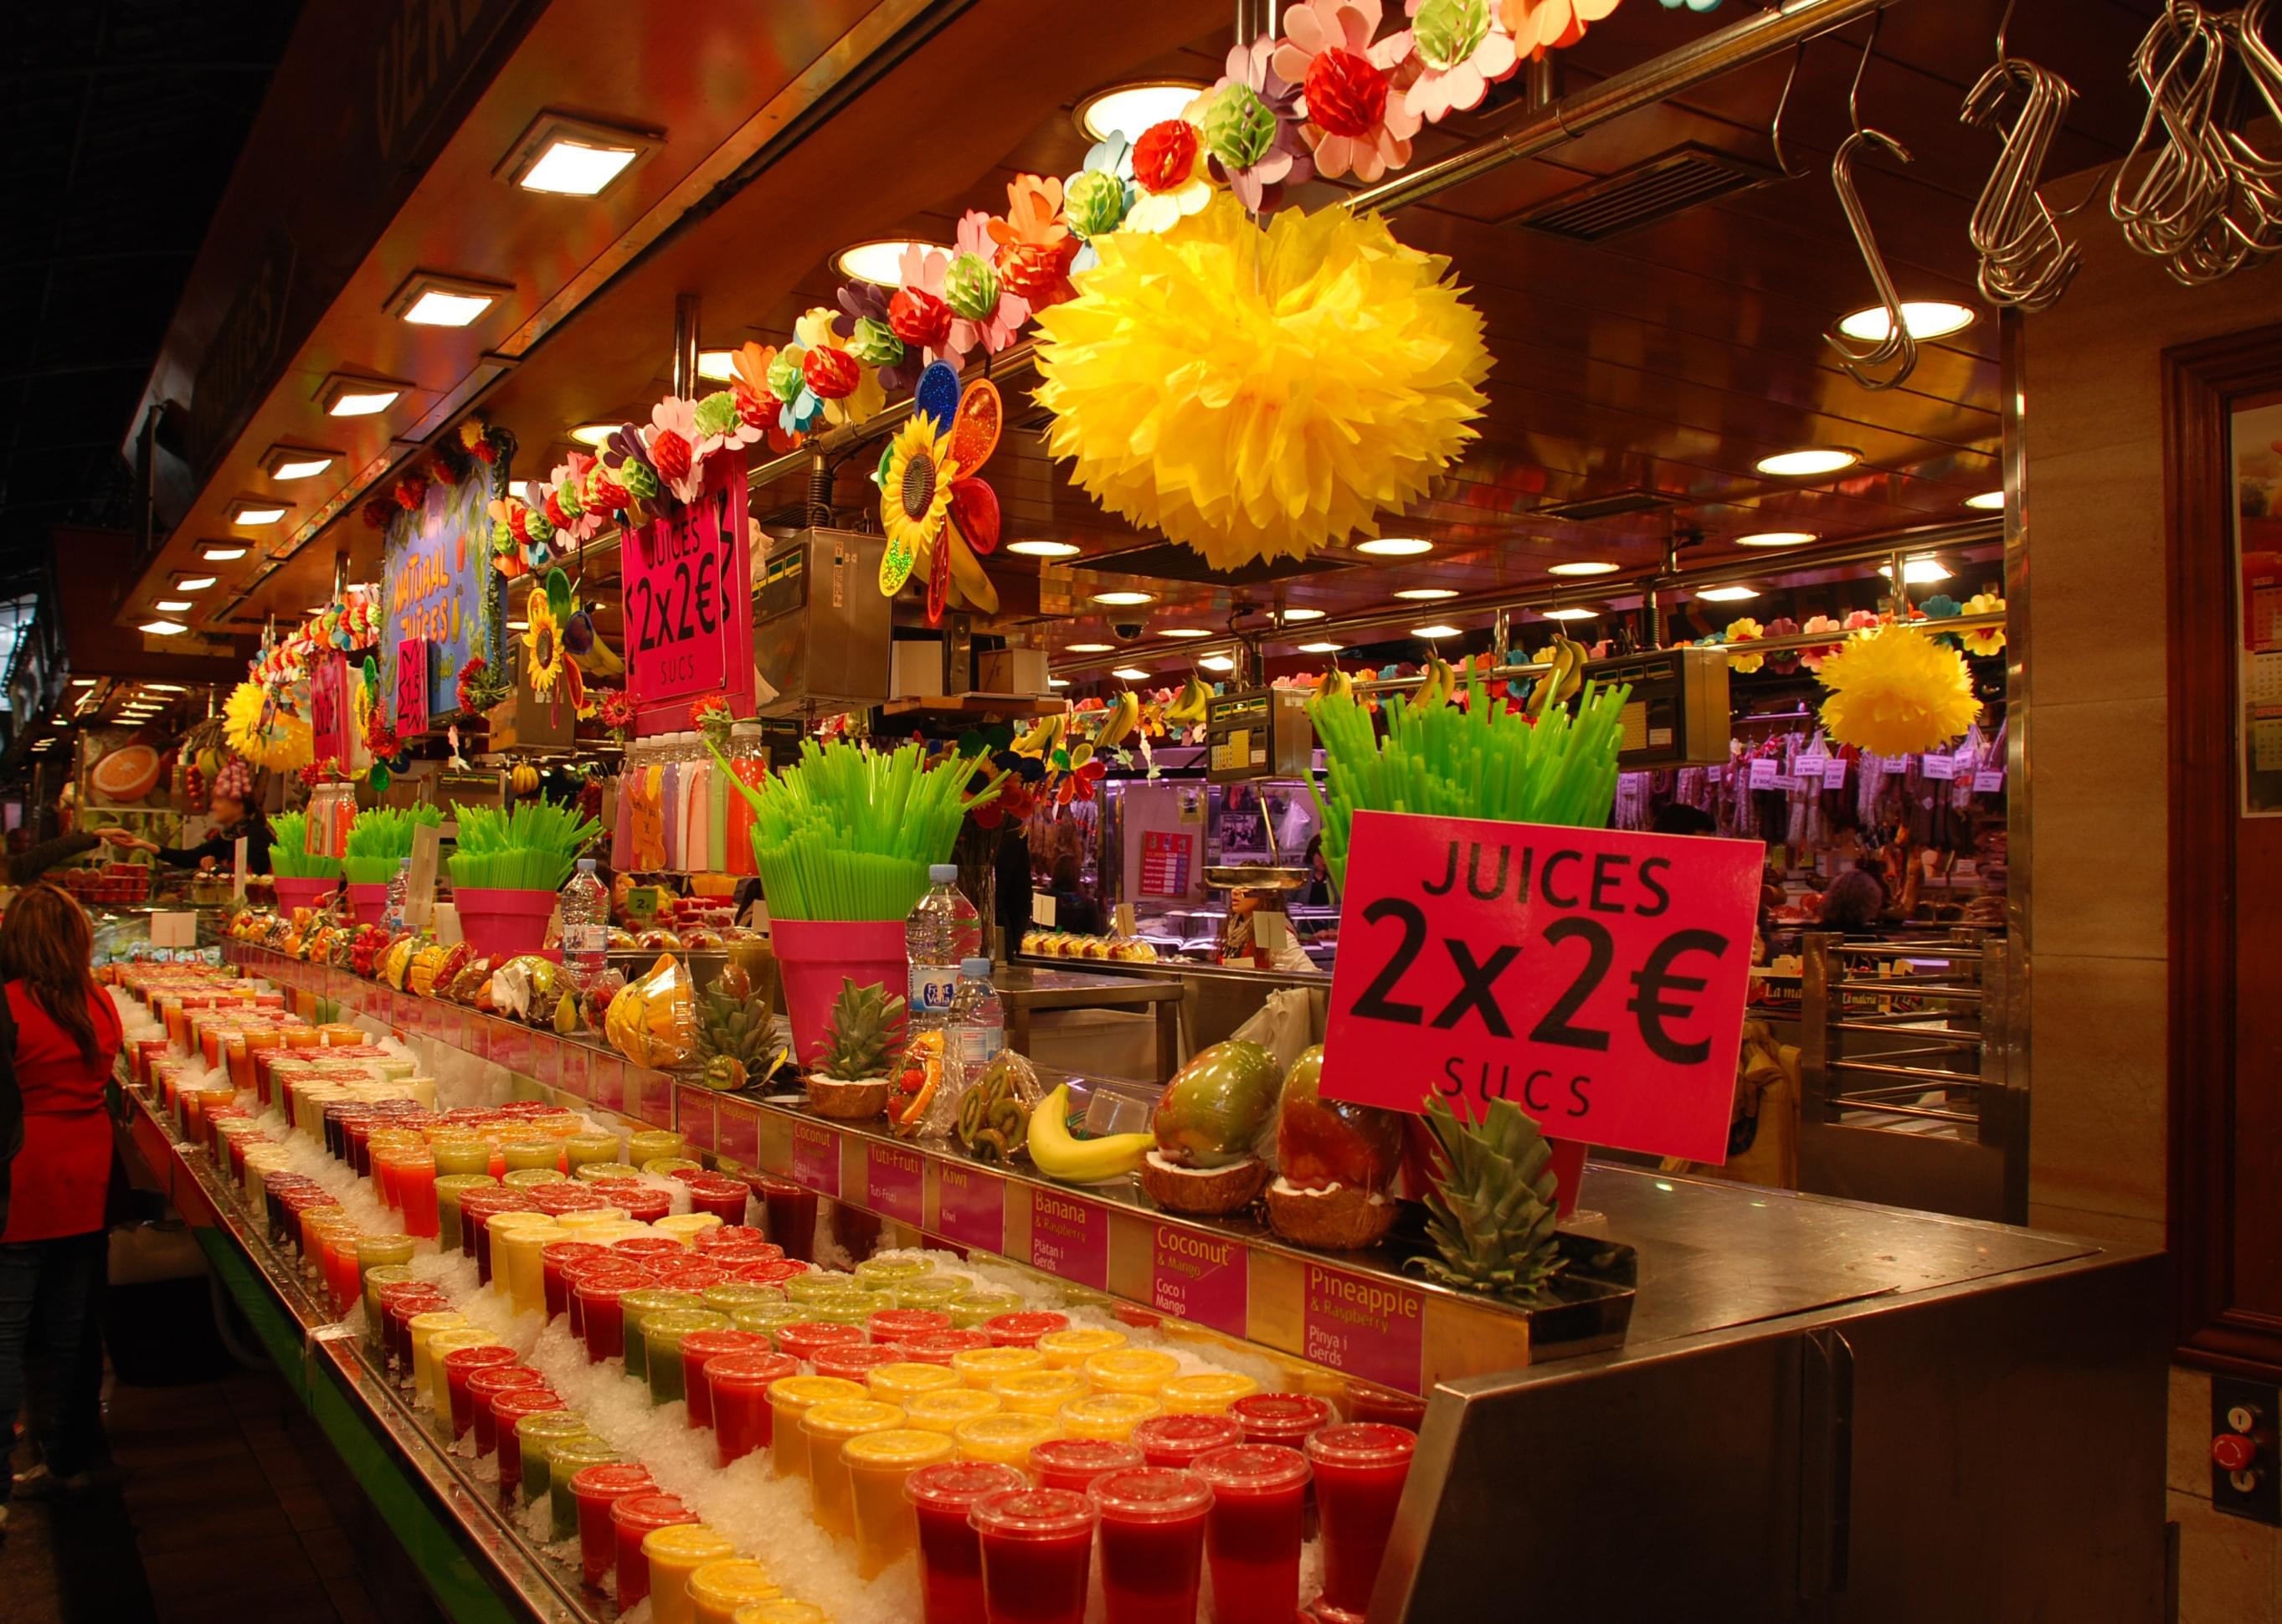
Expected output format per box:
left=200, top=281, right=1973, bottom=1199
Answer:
left=1408, top=1095, right=1569, bottom=1303
left=696, top=961, right=774, bottom=1087
left=819, top=979, right=904, bottom=1082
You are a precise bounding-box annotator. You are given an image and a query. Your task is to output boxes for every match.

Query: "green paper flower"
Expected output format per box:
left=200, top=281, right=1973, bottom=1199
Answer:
left=1412, top=0, right=1493, bottom=71
left=1064, top=167, right=1129, bottom=241
left=616, top=456, right=658, bottom=501
left=850, top=316, right=905, bottom=367
left=555, top=475, right=583, bottom=517
left=693, top=390, right=743, bottom=439
left=1202, top=83, right=1277, bottom=172
left=524, top=507, right=556, bottom=544
left=767, top=349, right=806, bottom=403
left=491, top=518, right=515, bottom=554
left=943, top=251, right=1002, bottom=323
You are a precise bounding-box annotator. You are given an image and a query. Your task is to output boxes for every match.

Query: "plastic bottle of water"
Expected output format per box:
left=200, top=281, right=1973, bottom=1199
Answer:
left=944, top=956, right=1005, bottom=1074
left=906, top=864, right=980, bottom=1025
left=383, top=857, right=411, bottom=933
left=561, top=857, right=610, bottom=989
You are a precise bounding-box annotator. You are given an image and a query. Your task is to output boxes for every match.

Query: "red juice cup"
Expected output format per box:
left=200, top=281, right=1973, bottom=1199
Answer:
left=443, top=1345, right=520, bottom=1439
left=982, top=1312, right=1068, bottom=1349
left=650, top=1258, right=729, bottom=1294
left=491, top=1388, right=568, bottom=1498
left=1231, top=1393, right=1332, bottom=1449
left=779, top=1320, right=867, bottom=1367
left=378, top=1286, right=449, bottom=1371
left=969, top=1487, right=1097, bottom=1624
left=901, top=1329, right=993, bottom=1367
left=695, top=1226, right=774, bottom=1257
left=397, top=1153, right=439, bottom=1238
left=529, top=1183, right=610, bottom=1217
left=611, top=1233, right=688, bottom=1266
left=594, top=1182, right=675, bottom=1224
left=683, top=1174, right=752, bottom=1224
left=1088, top=1467, right=1213, bottom=1624
left=562, top=1257, right=644, bottom=1343
left=609, top=1491, right=696, bottom=1611
left=814, top=1343, right=912, bottom=1385
left=577, top=1270, right=650, bottom=1364
left=729, top=1257, right=810, bottom=1287
left=1305, top=1422, right=1417, bottom=1622
left=1132, top=1413, right=1242, bottom=1470
left=542, top=1240, right=610, bottom=1321
left=755, top=1176, right=816, bottom=1259
left=1342, top=1382, right=1427, bottom=1431
left=870, top=1308, right=953, bottom=1345
left=679, top=1328, right=772, bottom=1429
left=1191, top=1445, right=1310, bottom=1624
left=466, top=1365, right=548, bottom=1457
left=908, top=1462, right=1027, bottom=1624
left=570, top=1461, right=655, bottom=1590
left=1028, top=1438, right=1144, bottom=1496
left=707, top=1350, right=801, bottom=1467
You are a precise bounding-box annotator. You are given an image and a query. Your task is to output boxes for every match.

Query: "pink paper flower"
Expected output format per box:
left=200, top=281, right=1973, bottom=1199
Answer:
left=896, top=243, right=963, bottom=370
left=1797, top=614, right=1845, bottom=671
left=949, top=210, right=1030, bottom=357
left=1274, top=0, right=1420, bottom=182
left=1389, top=0, right=1520, bottom=126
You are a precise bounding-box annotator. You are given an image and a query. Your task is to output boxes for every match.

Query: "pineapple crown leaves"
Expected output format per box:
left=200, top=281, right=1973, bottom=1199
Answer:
left=820, top=976, right=907, bottom=1081
left=1408, top=1093, right=1569, bottom=1304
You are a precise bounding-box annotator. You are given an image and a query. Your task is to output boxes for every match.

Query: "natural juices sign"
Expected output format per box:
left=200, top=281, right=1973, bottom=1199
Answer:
left=624, top=456, right=753, bottom=736
left=379, top=461, right=501, bottom=723
left=1302, top=1262, right=1423, bottom=1394
left=1150, top=1224, right=1247, bottom=1336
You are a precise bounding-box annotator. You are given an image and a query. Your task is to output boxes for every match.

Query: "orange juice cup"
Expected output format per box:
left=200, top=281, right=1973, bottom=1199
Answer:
left=800, top=1398, right=907, bottom=1539
left=844, top=1427, right=957, bottom=1578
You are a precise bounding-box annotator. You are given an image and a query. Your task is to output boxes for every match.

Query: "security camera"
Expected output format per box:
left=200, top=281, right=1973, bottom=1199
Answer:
left=1113, top=620, right=1146, bottom=641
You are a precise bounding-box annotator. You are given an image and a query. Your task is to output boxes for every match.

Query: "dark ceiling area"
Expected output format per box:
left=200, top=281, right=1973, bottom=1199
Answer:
left=0, top=0, right=301, bottom=567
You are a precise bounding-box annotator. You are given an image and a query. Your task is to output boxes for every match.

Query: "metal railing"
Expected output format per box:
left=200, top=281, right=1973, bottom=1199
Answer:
left=1801, top=929, right=2008, bottom=1134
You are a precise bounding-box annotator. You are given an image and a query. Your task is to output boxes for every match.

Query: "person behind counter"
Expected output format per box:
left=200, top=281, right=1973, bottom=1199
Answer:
left=1043, top=853, right=1103, bottom=935
left=1300, top=835, right=1334, bottom=907
left=110, top=784, right=271, bottom=877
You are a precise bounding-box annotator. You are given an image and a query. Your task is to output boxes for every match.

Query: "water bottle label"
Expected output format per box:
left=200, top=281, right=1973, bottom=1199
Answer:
left=565, top=925, right=607, bottom=958
left=911, top=966, right=960, bottom=1014
left=951, top=1024, right=1004, bottom=1070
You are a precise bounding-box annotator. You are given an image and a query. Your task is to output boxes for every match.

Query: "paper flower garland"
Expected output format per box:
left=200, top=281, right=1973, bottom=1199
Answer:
left=224, top=681, right=312, bottom=772
left=1506, top=0, right=1624, bottom=50
left=876, top=363, right=1004, bottom=623
left=1960, top=591, right=2007, bottom=655
left=1033, top=195, right=1492, bottom=568
left=1724, top=617, right=1765, bottom=673
left=1205, top=39, right=1314, bottom=211
left=1796, top=614, right=1844, bottom=670
left=989, top=176, right=1080, bottom=310
left=1815, top=626, right=1980, bottom=756
left=1395, top=0, right=1520, bottom=123
left=1276, top=0, right=1421, bottom=182
left=1128, top=113, right=1219, bottom=233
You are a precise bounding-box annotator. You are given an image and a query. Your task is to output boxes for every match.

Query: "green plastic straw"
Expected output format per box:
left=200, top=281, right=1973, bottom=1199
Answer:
left=447, top=801, right=602, bottom=893
left=342, top=804, right=442, bottom=884
left=1307, top=678, right=1632, bottom=887
left=266, top=813, right=343, bottom=880
left=710, top=737, right=1005, bottom=921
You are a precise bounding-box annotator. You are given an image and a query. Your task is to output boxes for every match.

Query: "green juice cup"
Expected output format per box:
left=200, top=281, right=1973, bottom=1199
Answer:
left=644, top=1309, right=732, bottom=1406
left=434, top=1173, right=499, bottom=1252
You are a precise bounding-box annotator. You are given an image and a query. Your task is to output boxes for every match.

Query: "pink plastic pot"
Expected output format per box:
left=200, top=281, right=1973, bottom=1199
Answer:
left=455, top=887, right=558, bottom=958
left=347, top=883, right=390, bottom=927
left=772, top=918, right=906, bottom=1066
left=271, top=876, right=340, bottom=917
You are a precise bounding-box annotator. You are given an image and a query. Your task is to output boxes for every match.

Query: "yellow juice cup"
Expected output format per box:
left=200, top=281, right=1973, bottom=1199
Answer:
left=687, top=1558, right=779, bottom=1624
left=406, top=1311, right=470, bottom=1396
left=641, top=1157, right=703, bottom=1181
left=431, top=1137, right=494, bottom=1178
left=642, top=1523, right=735, bottom=1624
left=501, top=1167, right=566, bottom=1191
left=574, top=1161, right=644, bottom=1184
left=852, top=1256, right=931, bottom=1291
left=553, top=1206, right=628, bottom=1235
left=1159, top=1371, right=1259, bottom=1415
left=490, top=1215, right=566, bottom=1316
left=1084, top=1348, right=1180, bottom=1397
left=501, top=1138, right=563, bottom=1173
left=953, top=1412, right=1059, bottom=1472
left=951, top=1346, right=1044, bottom=1391
left=1058, top=1392, right=1163, bottom=1442
left=783, top=1273, right=862, bottom=1307
left=944, top=1290, right=1024, bottom=1328
left=702, top=1283, right=784, bottom=1318
left=799, top=1398, right=907, bottom=1539
left=434, top=1173, right=498, bottom=1252
left=866, top=1361, right=962, bottom=1408
left=358, top=1265, right=417, bottom=1344
left=547, top=1435, right=621, bottom=1541
left=625, top=1130, right=686, bottom=1168
left=991, top=1370, right=1090, bottom=1418
left=766, top=1375, right=866, bottom=1481
left=654, top=1212, right=723, bottom=1248
left=892, top=1276, right=966, bottom=1314
left=903, top=1388, right=1001, bottom=1436
left=1036, top=1327, right=1127, bottom=1369
left=844, top=1427, right=958, bottom=1578
left=563, top=1133, right=622, bottom=1171
left=732, top=1603, right=826, bottom=1624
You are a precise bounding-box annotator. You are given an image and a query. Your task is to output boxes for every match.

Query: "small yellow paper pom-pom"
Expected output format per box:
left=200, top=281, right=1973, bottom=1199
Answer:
left=1724, top=618, right=1765, bottom=674
left=1816, top=627, right=1981, bottom=757
left=1960, top=590, right=2007, bottom=656
left=1033, top=194, right=1492, bottom=569
left=224, top=681, right=312, bottom=771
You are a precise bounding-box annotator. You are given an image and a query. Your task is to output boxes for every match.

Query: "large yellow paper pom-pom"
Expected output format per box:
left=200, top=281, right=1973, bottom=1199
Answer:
left=1032, top=195, right=1492, bottom=568
left=224, top=681, right=312, bottom=772
left=1816, top=627, right=1980, bottom=756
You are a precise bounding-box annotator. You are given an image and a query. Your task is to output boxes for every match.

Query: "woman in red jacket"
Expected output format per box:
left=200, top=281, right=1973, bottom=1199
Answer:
left=0, top=884, right=122, bottom=1526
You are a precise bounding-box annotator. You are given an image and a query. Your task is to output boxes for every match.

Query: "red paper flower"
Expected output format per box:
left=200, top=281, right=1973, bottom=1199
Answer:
left=732, top=380, right=772, bottom=429
left=542, top=489, right=569, bottom=529
left=889, top=286, right=953, bottom=350
left=361, top=497, right=395, bottom=532
left=650, top=428, right=691, bottom=486
left=459, top=419, right=499, bottom=464
left=989, top=175, right=1080, bottom=309
left=1304, top=49, right=1388, bottom=136
left=393, top=472, right=428, bottom=511
left=455, top=656, right=490, bottom=714
left=801, top=346, right=861, bottom=401
left=1134, top=120, right=1202, bottom=193
left=506, top=503, right=531, bottom=543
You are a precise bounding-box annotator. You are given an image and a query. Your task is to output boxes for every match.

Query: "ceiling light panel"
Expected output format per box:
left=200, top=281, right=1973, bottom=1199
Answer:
left=496, top=111, right=660, bottom=197
left=386, top=270, right=511, bottom=327
left=1074, top=83, right=1208, bottom=143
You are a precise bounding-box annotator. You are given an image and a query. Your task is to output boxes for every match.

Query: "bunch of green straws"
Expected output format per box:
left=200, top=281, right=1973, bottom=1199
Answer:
left=447, top=802, right=602, bottom=893
left=341, top=804, right=442, bottom=885
left=712, top=737, right=1005, bottom=921
left=265, top=812, right=342, bottom=880
left=1308, top=677, right=1632, bottom=887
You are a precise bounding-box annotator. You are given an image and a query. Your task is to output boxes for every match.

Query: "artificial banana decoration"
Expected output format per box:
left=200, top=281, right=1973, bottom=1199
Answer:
left=1163, top=676, right=1211, bottom=726
left=1525, top=636, right=1591, bottom=719
left=1092, top=690, right=1140, bottom=751
left=1012, top=710, right=1068, bottom=758
left=1025, top=1085, right=1154, bottom=1184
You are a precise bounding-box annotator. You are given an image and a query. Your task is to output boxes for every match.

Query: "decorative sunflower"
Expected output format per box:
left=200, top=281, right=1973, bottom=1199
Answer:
left=876, top=363, right=1004, bottom=623
left=224, top=681, right=313, bottom=772
left=522, top=592, right=566, bottom=700
left=878, top=415, right=961, bottom=594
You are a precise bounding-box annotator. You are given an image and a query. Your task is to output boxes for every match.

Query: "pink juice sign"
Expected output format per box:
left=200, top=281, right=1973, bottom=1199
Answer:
left=1150, top=1224, right=1247, bottom=1337
left=1302, top=1262, right=1425, bottom=1395
left=624, top=456, right=753, bottom=737
left=789, top=1120, right=840, bottom=1198
left=1026, top=1189, right=1108, bottom=1290
left=866, top=1143, right=925, bottom=1225
left=935, top=1163, right=1004, bottom=1254
left=1319, top=809, right=1761, bottom=1164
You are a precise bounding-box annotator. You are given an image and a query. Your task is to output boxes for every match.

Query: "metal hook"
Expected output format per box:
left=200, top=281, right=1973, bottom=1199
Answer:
left=1845, top=6, right=1888, bottom=136
left=1825, top=126, right=1920, bottom=390
left=1993, top=0, right=2017, bottom=65
left=1769, top=38, right=1811, bottom=181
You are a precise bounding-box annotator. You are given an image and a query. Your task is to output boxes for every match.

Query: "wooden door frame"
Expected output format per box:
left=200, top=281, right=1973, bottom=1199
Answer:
left=2164, top=321, right=2282, bottom=1378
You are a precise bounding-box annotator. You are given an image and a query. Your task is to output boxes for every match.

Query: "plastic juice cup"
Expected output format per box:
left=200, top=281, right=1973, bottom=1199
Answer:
left=642, top=1522, right=735, bottom=1624
left=1084, top=1349, right=1180, bottom=1399
left=563, top=1133, right=622, bottom=1171
left=322, top=1231, right=374, bottom=1318
left=854, top=1256, right=933, bottom=1290
left=732, top=1603, right=827, bottom=1624
left=625, top=1130, right=686, bottom=1167
left=843, top=1427, right=957, bottom=1578
left=425, top=1330, right=505, bottom=1424
left=396, top=1151, right=440, bottom=1238
left=901, top=1329, right=993, bottom=1367
left=405, top=1311, right=470, bottom=1398
left=905, top=1388, right=1003, bottom=1437
left=953, top=1412, right=1060, bottom=1473
left=766, top=1375, right=867, bottom=1480
left=867, top=1360, right=964, bottom=1408
left=1192, top=1444, right=1311, bottom=1624
left=645, top=1309, right=732, bottom=1406
left=574, top=1269, right=650, bottom=1364
left=868, top=1308, right=952, bottom=1345
left=814, top=1344, right=912, bottom=1385
left=1088, top=1467, right=1215, bottom=1624
left=612, top=1493, right=698, bottom=1611
left=431, top=1137, right=494, bottom=1177
left=707, top=1352, right=801, bottom=1467
left=1305, top=1422, right=1417, bottom=1621
left=575, top=1161, right=645, bottom=1185
left=1132, top=1413, right=1243, bottom=1470
left=1036, top=1328, right=1126, bottom=1369
left=678, top=1329, right=771, bottom=1428
left=727, top=1304, right=802, bottom=1344
left=778, top=1320, right=866, bottom=1367
left=1030, top=1437, right=1144, bottom=1496
left=299, top=1206, right=352, bottom=1271
left=501, top=1167, right=566, bottom=1192
left=991, top=1370, right=1090, bottom=1419
left=1343, top=1382, right=1428, bottom=1431
left=784, top=1273, right=862, bottom=1307
left=433, top=1173, right=498, bottom=1251
left=687, top=1557, right=779, bottom=1624
left=642, top=1157, right=704, bottom=1182
left=969, top=1487, right=1097, bottom=1624
left=553, top=1206, right=629, bottom=1234
left=529, top=1184, right=611, bottom=1219
left=378, top=1287, right=448, bottom=1372
left=892, top=1277, right=967, bottom=1314
left=696, top=1227, right=776, bottom=1257
left=907, top=1461, right=1026, bottom=1624
left=514, top=1410, right=594, bottom=1506
left=1059, top=1394, right=1163, bottom=1444
left=501, top=1138, right=563, bottom=1173
left=654, top=1212, right=724, bottom=1249
left=982, top=1311, right=1068, bottom=1349
left=542, top=1240, right=610, bottom=1321
left=571, top=1462, right=655, bottom=1588
left=359, top=1265, right=417, bottom=1342
left=701, top=1282, right=784, bottom=1318
left=491, top=1215, right=566, bottom=1314
left=953, top=1346, right=1045, bottom=1391
left=619, top=1289, right=703, bottom=1383
left=1231, top=1392, right=1332, bottom=1448
left=801, top=1398, right=908, bottom=1539
left=1159, top=1372, right=1259, bottom=1416
left=802, top=1299, right=875, bottom=1331
left=491, top=1389, right=567, bottom=1492
left=462, top=1189, right=541, bottom=1283
left=466, top=1365, right=547, bottom=1456
left=548, top=1436, right=623, bottom=1542
left=683, top=1176, right=752, bottom=1226
left=614, top=1234, right=691, bottom=1266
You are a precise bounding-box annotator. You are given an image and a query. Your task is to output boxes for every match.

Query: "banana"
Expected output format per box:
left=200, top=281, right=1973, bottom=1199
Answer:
left=1013, top=709, right=1066, bottom=757
left=1319, top=666, right=1354, bottom=704
left=1093, top=690, right=1140, bottom=750
left=1025, top=1085, right=1154, bottom=1184
left=1551, top=635, right=1589, bottom=705
left=1164, top=675, right=1210, bottom=725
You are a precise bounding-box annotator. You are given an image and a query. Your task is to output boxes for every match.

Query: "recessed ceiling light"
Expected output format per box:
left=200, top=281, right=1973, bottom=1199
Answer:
left=1697, top=585, right=1760, bottom=602
left=155, top=600, right=193, bottom=612
left=1067, top=643, right=1114, bottom=654
left=1198, top=655, right=1236, bottom=672
left=1547, top=561, right=1620, bottom=578
left=174, top=576, right=218, bottom=592
left=200, top=545, right=248, bottom=562
left=1542, top=606, right=1600, bottom=620
left=1755, top=447, right=1858, bottom=478
left=1393, top=587, right=1457, bottom=601
left=319, top=375, right=406, bottom=418
left=387, top=270, right=509, bottom=327
left=1299, top=640, right=1344, bottom=655
left=506, top=619, right=529, bottom=630
left=1276, top=606, right=1327, bottom=622
left=1965, top=489, right=2006, bottom=511
left=1074, top=82, right=1209, bottom=143
left=1356, top=537, right=1432, bottom=558
left=1091, top=590, right=1155, bottom=607
left=1836, top=300, right=1976, bottom=343
left=1161, top=628, right=1212, bottom=640
left=696, top=350, right=738, bottom=383
left=1736, top=531, right=1817, bottom=547
left=833, top=239, right=950, bottom=288
left=1411, top=624, right=1463, bottom=639
left=70, top=678, right=95, bottom=686
left=229, top=501, right=289, bottom=526
left=1878, top=558, right=1952, bottom=583
left=570, top=423, right=618, bottom=448
left=1007, top=539, right=1081, bottom=558
left=497, top=111, right=660, bottom=197
left=1049, top=677, right=1071, bottom=688
left=144, top=684, right=186, bottom=692
left=139, top=619, right=188, bottom=636
left=264, top=447, right=338, bottom=481
left=1112, top=666, right=1152, bottom=681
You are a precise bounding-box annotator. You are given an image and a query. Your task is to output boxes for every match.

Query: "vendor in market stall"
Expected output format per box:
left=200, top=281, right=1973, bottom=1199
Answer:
left=107, top=768, right=272, bottom=878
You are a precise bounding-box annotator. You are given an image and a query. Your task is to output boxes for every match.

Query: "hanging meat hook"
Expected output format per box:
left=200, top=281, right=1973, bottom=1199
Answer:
left=1823, top=10, right=1919, bottom=390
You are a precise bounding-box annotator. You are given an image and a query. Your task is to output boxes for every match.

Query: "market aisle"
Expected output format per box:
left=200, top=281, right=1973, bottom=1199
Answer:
left=1, top=1364, right=447, bottom=1624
